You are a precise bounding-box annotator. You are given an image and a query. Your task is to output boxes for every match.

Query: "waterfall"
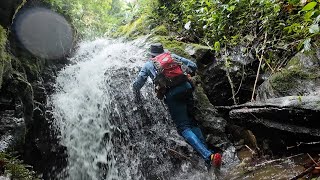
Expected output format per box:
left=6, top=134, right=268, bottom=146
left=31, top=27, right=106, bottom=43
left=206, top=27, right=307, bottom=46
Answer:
left=50, top=38, right=234, bottom=180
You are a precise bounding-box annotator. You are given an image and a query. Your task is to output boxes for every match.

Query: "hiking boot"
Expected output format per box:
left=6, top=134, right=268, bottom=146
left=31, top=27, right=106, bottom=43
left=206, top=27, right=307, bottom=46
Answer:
left=211, top=153, right=222, bottom=168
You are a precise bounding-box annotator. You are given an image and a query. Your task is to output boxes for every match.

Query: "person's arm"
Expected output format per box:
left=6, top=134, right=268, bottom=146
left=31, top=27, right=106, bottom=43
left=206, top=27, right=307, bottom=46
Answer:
left=132, top=62, right=152, bottom=92
left=171, top=54, right=197, bottom=73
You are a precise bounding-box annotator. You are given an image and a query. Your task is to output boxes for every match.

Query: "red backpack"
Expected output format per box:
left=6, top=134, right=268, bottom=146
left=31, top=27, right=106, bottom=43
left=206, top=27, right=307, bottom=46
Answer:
left=152, top=52, right=188, bottom=89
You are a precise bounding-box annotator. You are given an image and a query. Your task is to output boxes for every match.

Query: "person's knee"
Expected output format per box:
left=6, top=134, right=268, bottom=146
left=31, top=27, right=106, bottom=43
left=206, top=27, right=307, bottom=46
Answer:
left=181, top=128, right=195, bottom=141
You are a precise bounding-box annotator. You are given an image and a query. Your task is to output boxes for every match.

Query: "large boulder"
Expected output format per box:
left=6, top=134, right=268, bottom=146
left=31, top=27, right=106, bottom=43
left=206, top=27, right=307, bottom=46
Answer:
left=200, top=46, right=260, bottom=106
left=218, top=95, right=320, bottom=152
left=192, top=77, right=231, bottom=149
left=0, top=111, right=25, bottom=152
left=257, top=50, right=320, bottom=101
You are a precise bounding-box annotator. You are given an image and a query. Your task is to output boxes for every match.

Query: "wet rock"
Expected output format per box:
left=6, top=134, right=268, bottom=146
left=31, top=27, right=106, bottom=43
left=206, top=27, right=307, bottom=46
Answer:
left=0, top=111, right=25, bottom=152
left=257, top=50, right=320, bottom=101
left=193, top=80, right=227, bottom=135
left=0, top=0, right=23, bottom=27
left=226, top=125, right=259, bottom=151
left=7, top=72, right=34, bottom=128
left=200, top=46, right=260, bottom=106
left=185, top=43, right=215, bottom=66
left=218, top=95, right=320, bottom=152
left=32, top=79, right=47, bottom=105
left=191, top=75, right=234, bottom=151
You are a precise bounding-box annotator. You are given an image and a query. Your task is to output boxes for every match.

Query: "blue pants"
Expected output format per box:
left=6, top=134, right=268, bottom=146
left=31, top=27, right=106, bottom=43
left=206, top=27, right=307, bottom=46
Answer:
left=164, top=82, right=212, bottom=161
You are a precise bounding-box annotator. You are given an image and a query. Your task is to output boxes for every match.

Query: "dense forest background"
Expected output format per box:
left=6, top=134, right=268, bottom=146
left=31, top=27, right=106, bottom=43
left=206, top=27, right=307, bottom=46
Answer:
left=47, top=0, right=320, bottom=91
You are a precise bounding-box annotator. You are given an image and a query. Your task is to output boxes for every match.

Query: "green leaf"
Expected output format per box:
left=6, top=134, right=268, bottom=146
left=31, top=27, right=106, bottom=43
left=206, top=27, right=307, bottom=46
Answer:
left=227, top=5, right=236, bottom=12
left=304, top=11, right=315, bottom=21
left=309, top=24, right=319, bottom=33
left=274, top=4, right=281, bottom=13
left=302, top=2, right=317, bottom=11
left=214, top=41, right=221, bottom=52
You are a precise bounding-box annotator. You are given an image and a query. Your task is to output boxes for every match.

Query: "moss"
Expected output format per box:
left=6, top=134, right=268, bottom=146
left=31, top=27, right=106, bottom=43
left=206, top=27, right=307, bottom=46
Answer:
left=149, top=35, right=192, bottom=59
left=151, top=25, right=169, bottom=36
left=113, top=15, right=150, bottom=39
left=265, top=48, right=320, bottom=96
left=270, top=64, right=320, bottom=94
left=21, top=58, right=42, bottom=81
left=0, top=153, right=39, bottom=180
left=194, top=82, right=213, bottom=108
left=0, top=25, right=12, bottom=89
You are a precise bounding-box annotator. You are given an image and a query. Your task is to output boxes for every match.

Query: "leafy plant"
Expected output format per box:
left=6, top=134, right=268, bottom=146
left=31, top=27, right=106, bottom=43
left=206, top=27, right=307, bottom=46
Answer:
left=0, top=153, right=39, bottom=180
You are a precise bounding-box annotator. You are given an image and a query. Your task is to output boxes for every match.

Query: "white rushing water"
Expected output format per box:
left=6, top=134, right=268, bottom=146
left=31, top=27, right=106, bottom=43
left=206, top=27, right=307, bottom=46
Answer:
left=51, top=39, right=147, bottom=179
left=50, top=38, right=237, bottom=180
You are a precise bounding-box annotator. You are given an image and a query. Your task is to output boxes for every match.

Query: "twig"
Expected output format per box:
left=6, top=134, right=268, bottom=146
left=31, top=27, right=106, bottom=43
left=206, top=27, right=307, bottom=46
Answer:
left=251, top=31, right=268, bottom=102
left=226, top=69, right=237, bottom=105
left=224, top=46, right=237, bottom=105
left=290, top=159, right=320, bottom=180
left=167, top=148, right=197, bottom=164
left=287, top=141, right=320, bottom=150
left=167, top=148, right=206, bottom=172
left=307, top=153, right=320, bottom=167
left=245, top=145, right=256, bottom=155
left=246, top=153, right=304, bottom=172
left=265, top=60, right=275, bottom=73
left=235, top=65, right=245, bottom=96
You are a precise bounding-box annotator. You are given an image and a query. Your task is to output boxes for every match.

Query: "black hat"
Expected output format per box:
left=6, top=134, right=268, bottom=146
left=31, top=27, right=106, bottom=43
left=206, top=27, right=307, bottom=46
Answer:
left=150, top=43, right=165, bottom=56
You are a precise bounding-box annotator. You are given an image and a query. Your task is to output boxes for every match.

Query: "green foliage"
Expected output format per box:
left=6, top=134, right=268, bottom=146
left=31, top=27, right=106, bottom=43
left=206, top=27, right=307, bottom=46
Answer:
left=0, top=26, right=12, bottom=90
left=149, top=35, right=192, bottom=58
left=114, top=15, right=149, bottom=39
left=45, top=0, right=125, bottom=38
left=151, top=25, right=169, bottom=36
left=214, top=41, right=221, bottom=52
left=142, top=0, right=320, bottom=73
left=0, top=153, right=39, bottom=180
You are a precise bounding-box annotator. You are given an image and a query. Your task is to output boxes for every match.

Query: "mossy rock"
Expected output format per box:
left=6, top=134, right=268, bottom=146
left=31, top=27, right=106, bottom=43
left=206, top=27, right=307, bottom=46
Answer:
left=150, top=25, right=168, bottom=36
left=0, top=153, right=39, bottom=179
left=148, top=35, right=192, bottom=59
left=257, top=50, right=320, bottom=100
left=113, top=15, right=150, bottom=39
left=0, top=25, right=12, bottom=89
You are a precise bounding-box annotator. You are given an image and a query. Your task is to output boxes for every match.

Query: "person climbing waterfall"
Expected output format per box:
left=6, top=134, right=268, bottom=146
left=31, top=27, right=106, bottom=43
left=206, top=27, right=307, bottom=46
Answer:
left=132, top=43, right=222, bottom=169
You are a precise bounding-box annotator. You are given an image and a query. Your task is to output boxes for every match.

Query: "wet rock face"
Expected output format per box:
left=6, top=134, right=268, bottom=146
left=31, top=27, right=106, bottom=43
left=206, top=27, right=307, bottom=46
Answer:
left=0, top=111, right=25, bottom=152
left=199, top=46, right=260, bottom=106
left=192, top=77, right=231, bottom=150
left=219, top=95, right=320, bottom=152
left=23, top=62, right=68, bottom=179
left=257, top=50, right=320, bottom=101
left=0, top=0, right=23, bottom=27
left=0, top=59, right=68, bottom=178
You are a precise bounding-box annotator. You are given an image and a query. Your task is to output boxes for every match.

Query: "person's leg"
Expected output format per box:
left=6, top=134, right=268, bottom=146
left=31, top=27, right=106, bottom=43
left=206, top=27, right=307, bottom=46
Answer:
left=181, top=128, right=212, bottom=161
left=165, top=82, right=222, bottom=167
left=184, top=87, right=207, bottom=145
left=164, top=82, right=194, bottom=132
left=165, top=82, right=211, bottom=161
left=191, top=127, right=206, bottom=144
